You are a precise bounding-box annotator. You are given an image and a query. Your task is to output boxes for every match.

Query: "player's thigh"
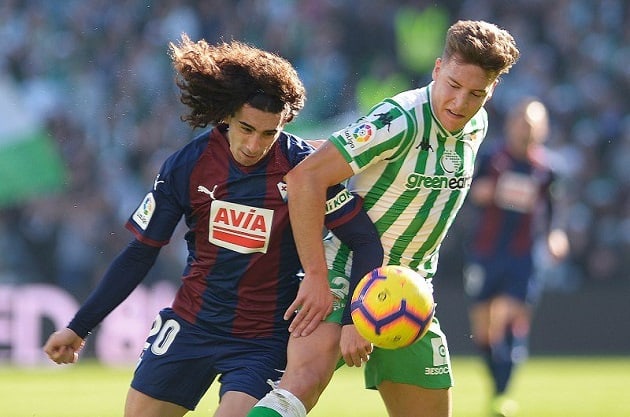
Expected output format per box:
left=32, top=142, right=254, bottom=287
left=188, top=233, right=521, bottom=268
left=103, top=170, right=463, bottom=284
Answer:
left=213, top=391, right=259, bottom=417
left=280, top=322, right=341, bottom=396
left=490, top=295, right=528, bottom=326
left=494, top=295, right=532, bottom=330
left=365, top=318, right=453, bottom=390
left=468, top=301, right=491, bottom=344
left=125, top=387, right=188, bottom=417
left=378, top=382, right=451, bottom=417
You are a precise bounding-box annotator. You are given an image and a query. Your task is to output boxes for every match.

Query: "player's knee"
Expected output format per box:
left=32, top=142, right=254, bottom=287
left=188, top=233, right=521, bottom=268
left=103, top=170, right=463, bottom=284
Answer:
left=278, top=370, right=325, bottom=410
left=471, top=332, right=490, bottom=348
left=252, top=388, right=306, bottom=417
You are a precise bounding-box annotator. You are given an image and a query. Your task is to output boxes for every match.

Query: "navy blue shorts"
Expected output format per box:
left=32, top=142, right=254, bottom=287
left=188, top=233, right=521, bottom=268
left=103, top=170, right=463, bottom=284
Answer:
left=130, top=308, right=287, bottom=410
left=463, top=254, right=541, bottom=305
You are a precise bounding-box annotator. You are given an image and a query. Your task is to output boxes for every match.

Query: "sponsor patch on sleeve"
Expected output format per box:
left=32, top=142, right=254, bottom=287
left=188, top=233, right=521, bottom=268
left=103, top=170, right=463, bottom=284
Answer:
left=325, top=188, right=355, bottom=214
left=132, top=192, right=156, bottom=230
left=338, top=122, right=376, bottom=151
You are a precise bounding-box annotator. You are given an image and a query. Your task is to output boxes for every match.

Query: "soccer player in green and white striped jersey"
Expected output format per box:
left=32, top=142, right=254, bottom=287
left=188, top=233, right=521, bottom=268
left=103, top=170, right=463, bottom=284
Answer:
left=326, top=87, right=485, bottom=277
left=248, top=20, right=519, bottom=417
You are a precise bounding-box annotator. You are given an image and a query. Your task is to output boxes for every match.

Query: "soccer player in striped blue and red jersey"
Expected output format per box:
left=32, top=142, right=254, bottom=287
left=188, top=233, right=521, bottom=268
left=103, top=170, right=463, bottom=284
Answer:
left=463, top=98, right=569, bottom=416
left=43, top=35, right=382, bottom=417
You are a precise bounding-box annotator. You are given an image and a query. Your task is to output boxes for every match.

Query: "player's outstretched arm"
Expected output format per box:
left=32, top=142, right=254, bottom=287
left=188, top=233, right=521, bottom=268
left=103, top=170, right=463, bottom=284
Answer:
left=284, top=141, right=354, bottom=337
left=42, top=239, right=160, bottom=364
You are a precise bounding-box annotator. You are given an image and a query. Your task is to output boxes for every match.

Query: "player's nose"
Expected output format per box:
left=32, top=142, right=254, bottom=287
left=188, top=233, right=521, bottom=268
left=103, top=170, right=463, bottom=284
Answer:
left=244, top=134, right=265, bottom=154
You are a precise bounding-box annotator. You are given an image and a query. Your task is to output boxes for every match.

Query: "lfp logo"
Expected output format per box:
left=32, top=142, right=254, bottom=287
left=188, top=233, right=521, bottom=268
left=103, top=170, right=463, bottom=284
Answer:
left=132, top=193, right=156, bottom=230
left=353, top=123, right=373, bottom=143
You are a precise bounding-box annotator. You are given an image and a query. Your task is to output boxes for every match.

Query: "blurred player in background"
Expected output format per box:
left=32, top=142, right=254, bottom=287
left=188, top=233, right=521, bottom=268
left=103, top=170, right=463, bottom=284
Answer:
left=463, top=97, right=569, bottom=416
left=43, top=35, right=381, bottom=417
left=248, top=20, right=519, bottom=417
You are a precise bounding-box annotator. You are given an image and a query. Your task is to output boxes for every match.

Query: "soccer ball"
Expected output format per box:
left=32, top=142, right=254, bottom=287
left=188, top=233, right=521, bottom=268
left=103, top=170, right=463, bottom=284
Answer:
left=350, top=265, right=435, bottom=349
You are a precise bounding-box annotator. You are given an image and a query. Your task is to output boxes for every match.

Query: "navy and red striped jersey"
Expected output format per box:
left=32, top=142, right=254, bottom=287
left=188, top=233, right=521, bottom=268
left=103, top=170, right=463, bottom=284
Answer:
left=468, top=144, right=554, bottom=258
left=126, top=125, right=359, bottom=340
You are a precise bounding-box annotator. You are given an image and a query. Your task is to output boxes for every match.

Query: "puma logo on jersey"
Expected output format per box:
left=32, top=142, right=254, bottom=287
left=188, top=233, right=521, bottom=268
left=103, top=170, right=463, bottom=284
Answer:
left=153, top=174, right=165, bottom=190
left=209, top=200, right=274, bottom=254
left=198, top=184, right=218, bottom=199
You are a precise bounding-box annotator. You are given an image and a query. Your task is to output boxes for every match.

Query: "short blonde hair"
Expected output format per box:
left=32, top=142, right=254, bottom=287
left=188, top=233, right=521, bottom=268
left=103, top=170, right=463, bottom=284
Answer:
left=443, top=20, right=520, bottom=78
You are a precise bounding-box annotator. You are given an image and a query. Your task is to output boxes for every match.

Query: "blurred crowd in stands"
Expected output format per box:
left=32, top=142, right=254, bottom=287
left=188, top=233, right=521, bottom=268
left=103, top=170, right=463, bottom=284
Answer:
left=0, top=0, right=628, bottom=300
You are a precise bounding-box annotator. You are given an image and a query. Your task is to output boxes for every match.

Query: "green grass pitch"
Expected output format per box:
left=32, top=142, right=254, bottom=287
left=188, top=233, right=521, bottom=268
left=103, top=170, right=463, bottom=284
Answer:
left=2, top=356, right=629, bottom=416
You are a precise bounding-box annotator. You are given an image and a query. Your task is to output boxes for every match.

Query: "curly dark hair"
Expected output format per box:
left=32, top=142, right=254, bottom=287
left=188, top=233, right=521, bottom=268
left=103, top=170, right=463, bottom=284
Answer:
left=169, top=34, right=306, bottom=129
left=443, top=20, right=520, bottom=78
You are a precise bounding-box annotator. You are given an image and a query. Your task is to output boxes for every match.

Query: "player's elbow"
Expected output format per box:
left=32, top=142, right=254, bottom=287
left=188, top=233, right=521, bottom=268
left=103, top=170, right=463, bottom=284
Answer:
left=286, top=162, right=325, bottom=192
left=288, top=141, right=353, bottom=191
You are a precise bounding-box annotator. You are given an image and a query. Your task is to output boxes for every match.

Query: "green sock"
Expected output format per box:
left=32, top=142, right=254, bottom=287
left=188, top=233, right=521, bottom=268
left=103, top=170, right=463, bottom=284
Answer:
left=247, top=406, right=282, bottom=417
left=246, top=389, right=306, bottom=417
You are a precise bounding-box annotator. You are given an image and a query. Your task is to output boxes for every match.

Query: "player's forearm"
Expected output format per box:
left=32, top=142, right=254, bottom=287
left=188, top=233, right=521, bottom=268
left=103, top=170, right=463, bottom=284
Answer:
left=68, top=240, right=160, bottom=338
left=286, top=168, right=329, bottom=279
left=287, top=141, right=355, bottom=280
left=332, top=215, right=383, bottom=325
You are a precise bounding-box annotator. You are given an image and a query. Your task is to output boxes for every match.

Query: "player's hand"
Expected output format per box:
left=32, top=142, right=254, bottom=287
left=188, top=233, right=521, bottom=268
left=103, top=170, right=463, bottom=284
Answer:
left=340, top=324, right=373, bottom=367
left=284, top=272, right=333, bottom=337
left=43, top=328, right=85, bottom=365
left=469, top=177, right=495, bottom=206
left=548, top=228, right=569, bottom=261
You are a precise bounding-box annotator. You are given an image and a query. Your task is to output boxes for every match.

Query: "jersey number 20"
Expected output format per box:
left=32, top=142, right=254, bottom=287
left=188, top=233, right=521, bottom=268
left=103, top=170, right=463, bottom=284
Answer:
left=145, top=314, right=181, bottom=355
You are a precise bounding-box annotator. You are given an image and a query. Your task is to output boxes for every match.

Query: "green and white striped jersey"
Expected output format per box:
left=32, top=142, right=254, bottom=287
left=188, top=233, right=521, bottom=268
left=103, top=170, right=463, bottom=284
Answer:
left=326, top=83, right=488, bottom=280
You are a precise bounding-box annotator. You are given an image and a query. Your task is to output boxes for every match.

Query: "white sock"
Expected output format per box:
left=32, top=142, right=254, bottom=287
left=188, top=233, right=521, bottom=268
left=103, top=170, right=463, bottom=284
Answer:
left=253, top=388, right=307, bottom=417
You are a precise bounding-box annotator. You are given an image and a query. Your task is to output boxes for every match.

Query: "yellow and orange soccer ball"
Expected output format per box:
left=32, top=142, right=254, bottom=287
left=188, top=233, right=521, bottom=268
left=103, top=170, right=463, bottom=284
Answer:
left=350, top=265, right=435, bottom=349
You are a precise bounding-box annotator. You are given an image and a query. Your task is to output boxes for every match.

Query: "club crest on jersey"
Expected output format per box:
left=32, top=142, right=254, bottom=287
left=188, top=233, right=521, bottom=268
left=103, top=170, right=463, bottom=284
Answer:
left=277, top=181, right=288, bottom=202
left=342, top=122, right=375, bottom=149
left=440, top=150, right=463, bottom=174
left=209, top=200, right=274, bottom=254
left=132, top=192, right=156, bottom=230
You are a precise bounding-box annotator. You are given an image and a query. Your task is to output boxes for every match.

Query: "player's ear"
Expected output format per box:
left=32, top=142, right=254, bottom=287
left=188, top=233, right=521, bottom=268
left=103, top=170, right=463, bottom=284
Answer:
left=431, top=57, right=442, bottom=81
left=485, top=78, right=500, bottom=102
